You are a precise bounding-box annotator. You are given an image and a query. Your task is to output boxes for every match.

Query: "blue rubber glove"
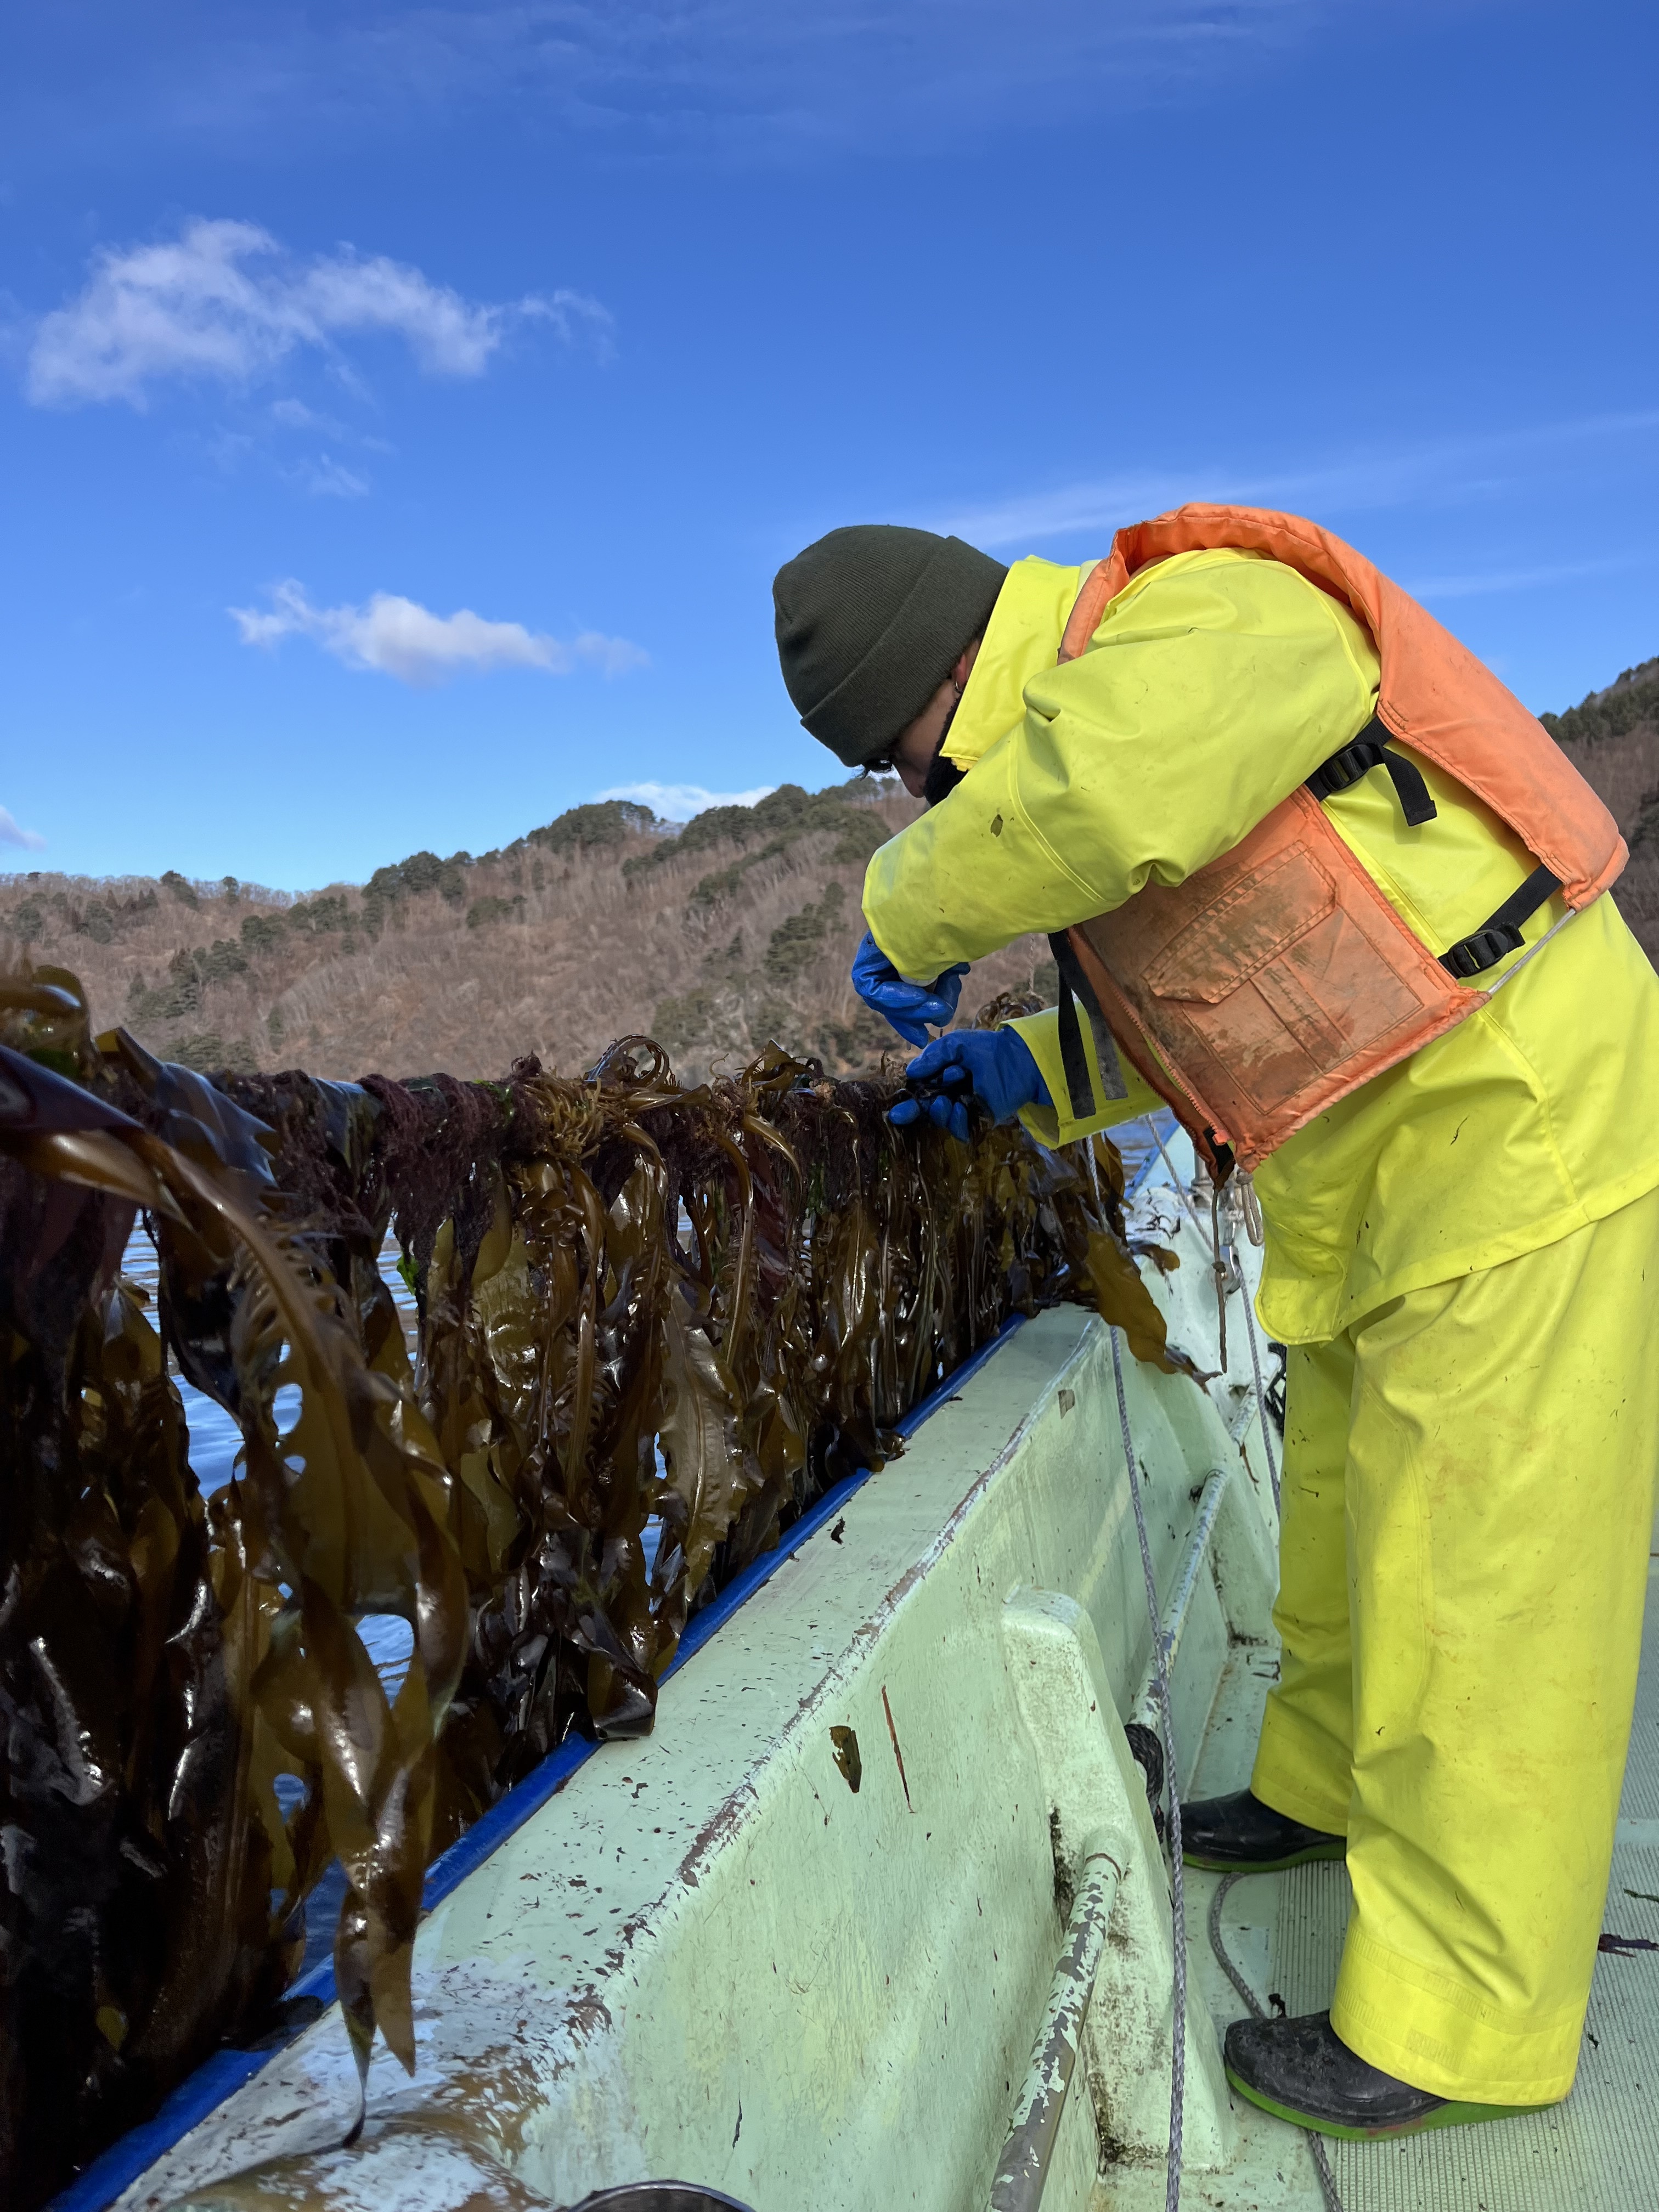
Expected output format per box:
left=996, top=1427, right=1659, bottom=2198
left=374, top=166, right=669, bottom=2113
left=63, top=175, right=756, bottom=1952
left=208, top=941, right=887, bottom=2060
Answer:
left=888, top=1029, right=1051, bottom=1140
left=850, top=930, right=969, bottom=1047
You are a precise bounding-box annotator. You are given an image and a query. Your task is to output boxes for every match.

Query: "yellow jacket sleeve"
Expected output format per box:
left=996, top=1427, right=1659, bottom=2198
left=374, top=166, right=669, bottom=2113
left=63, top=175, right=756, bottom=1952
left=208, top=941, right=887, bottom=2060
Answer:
left=862, top=549, right=1380, bottom=981
left=1005, top=1004, right=1166, bottom=1149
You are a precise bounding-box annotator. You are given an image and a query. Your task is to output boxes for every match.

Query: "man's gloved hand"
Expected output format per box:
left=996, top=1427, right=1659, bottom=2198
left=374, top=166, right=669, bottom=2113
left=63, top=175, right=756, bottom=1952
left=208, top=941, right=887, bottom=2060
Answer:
left=888, top=1029, right=1051, bottom=1140
left=851, top=930, right=969, bottom=1047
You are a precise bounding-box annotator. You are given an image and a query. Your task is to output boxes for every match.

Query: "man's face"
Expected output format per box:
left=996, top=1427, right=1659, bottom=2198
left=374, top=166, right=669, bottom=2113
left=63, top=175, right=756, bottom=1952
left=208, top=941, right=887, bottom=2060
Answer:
left=889, top=675, right=960, bottom=798
left=883, top=637, right=983, bottom=799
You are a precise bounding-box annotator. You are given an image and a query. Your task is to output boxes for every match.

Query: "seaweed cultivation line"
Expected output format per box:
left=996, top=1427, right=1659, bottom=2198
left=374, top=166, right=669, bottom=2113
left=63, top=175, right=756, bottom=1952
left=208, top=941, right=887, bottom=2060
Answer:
left=0, top=964, right=1187, bottom=2209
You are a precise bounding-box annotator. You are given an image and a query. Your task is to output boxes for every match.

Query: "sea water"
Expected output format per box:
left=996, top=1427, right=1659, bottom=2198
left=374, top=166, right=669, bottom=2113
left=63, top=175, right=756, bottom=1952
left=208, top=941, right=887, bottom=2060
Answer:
left=116, top=1222, right=669, bottom=1702
left=119, top=1222, right=419, bottom=1697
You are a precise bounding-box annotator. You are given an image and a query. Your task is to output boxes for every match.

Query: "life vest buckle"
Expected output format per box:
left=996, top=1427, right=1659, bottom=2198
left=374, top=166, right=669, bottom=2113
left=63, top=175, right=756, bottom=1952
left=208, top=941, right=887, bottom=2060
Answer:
left=1307, top=735, right=1386, bottom=798
left=1307, top=715, right=1438, bottom=827
left=1441, top=921, right=1526, bottom=979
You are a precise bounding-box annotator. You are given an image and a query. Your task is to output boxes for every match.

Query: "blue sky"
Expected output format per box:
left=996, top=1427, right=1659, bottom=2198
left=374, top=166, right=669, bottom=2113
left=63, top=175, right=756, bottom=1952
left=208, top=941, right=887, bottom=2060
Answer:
left=3, top=1, right=1655, bottom=888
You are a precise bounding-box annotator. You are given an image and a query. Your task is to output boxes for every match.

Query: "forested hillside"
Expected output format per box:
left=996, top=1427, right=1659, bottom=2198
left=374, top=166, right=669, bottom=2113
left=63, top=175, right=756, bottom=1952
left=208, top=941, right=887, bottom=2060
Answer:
left=7, top=654, right=1654, bottom=1084
left=0, top=777, right=1056, bottom=1081
left=1543, top=656, right=1659, bottom=952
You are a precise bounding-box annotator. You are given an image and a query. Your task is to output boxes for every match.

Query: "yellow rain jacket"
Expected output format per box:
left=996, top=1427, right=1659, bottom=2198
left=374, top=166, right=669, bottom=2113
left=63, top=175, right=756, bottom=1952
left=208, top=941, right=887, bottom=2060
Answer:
left=864, top=545, right=1659, bottom=2103
left=862, top=549, right=1659, bottom=1344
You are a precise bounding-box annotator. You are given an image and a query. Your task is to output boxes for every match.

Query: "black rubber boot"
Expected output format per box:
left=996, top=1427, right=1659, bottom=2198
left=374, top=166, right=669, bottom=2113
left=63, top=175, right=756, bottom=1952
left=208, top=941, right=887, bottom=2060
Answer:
left=1181, top=1788, right=1345, bottom=1872
left=1224, top=2011, right=1548, bottom=2139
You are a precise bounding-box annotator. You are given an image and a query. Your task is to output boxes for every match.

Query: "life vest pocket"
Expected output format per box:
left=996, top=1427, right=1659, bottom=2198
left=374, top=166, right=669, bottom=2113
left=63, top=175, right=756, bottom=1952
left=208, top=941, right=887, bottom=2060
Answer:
left=1058, top=504, right=1625, bottom=1166
left=1141, top=841, right=1429, bottom=1111
left=1144, top=844, right=1336, bottom=1001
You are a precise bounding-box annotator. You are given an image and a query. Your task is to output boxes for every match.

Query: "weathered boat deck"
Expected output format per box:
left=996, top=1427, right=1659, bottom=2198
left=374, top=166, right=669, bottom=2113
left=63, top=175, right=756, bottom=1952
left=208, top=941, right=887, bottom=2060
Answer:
left=88, top=1128, right=1659, bottom=2212
left=1102, top=1566, right=1659, bottom=2211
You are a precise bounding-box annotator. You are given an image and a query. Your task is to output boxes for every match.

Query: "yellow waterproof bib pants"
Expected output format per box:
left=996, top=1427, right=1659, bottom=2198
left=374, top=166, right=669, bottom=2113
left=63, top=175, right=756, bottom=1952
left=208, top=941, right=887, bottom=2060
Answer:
left=1251, top=1183, right=1659, bottom=2105
left=854, top=539, right=1659, bottom=2100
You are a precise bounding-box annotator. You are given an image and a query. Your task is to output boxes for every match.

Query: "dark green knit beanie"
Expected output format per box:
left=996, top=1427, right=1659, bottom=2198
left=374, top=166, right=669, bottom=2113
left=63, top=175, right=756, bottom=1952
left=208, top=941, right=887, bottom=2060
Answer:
left=772, top=525, right=1007, bottom=768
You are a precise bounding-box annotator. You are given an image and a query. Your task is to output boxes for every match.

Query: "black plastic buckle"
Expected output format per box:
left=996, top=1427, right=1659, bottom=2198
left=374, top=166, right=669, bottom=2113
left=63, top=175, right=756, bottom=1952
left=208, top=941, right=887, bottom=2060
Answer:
left=1308, top=719, right=1438, bottom=827
left=1441, top=923, right=1526, bottom=979
left=1308, top=738, right=1383, bottom=799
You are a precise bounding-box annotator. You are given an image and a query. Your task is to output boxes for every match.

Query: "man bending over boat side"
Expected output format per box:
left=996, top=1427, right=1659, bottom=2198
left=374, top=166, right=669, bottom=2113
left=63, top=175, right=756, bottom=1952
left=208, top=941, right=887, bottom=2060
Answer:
left=768, top=509, right=1659, bottom=2141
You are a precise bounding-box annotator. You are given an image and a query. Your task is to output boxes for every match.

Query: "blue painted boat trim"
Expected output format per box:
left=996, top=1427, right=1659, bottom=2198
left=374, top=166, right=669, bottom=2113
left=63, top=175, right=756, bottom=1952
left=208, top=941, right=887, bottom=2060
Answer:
left=54, top=1311, right=1028, bottom=2212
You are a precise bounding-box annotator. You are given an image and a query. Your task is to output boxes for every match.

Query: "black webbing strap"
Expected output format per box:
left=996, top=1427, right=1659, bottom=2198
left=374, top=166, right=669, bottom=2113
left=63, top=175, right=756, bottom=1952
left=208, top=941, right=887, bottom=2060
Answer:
left=1048, top=931, right=1128, bottom=1119
left=1308, top=712, right=1563, bottom=978
left=1439, top=862, right=1562, bottom=979
left=1306, top=713, right=1437, bottom=828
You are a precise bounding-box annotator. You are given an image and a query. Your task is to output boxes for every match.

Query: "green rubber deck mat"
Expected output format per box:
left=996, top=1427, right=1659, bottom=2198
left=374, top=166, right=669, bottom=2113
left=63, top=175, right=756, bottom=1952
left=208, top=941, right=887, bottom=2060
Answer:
left=1268, top=1559, right=1659, bottom=2211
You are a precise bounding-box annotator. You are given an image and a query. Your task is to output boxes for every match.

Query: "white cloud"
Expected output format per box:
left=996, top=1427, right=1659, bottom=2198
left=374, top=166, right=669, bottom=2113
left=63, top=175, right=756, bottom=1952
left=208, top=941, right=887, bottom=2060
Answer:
left=65, top=2, right=1346, bottom=165
left=0, top=806, right=45, bottom=851
left=229, top=580, right=646, bottom=687
left=270, top=396, right=343, bottom=433
left=26, top=217, right=612, bottom=408
left=1403, top=555, right=1646, bottom=602
left=934, top=409, right=1659, bottom=550
left=596, top=781, right=776, bottom=822
left=571, top=631, right=652, bottom=677
left=517, top=290, right=616, bottom=362
left=293, top=453, right=370, bottom=499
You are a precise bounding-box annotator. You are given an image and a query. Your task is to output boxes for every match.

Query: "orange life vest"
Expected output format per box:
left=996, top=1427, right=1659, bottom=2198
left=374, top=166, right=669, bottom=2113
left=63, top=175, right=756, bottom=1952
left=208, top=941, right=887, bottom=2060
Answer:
left=1054, top=506, right=1626, bottom=1176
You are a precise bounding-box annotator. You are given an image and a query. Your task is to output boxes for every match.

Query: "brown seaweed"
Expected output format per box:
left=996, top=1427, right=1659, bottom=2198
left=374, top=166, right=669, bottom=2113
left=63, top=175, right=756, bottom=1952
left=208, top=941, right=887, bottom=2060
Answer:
left=0, top=968, right=1180, bottom=2207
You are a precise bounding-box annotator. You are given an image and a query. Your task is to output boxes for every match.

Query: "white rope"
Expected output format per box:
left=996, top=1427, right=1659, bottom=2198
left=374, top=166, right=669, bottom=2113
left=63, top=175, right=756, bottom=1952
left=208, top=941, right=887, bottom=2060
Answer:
left=1477, top=900, right=1580, bottom=997
left=1138, top=1128, right=1325, bottom=2207
left=1158, top=1122, right=1278, bottom=1514
left=1150, top=1121, right=1234, bottom=1372
left=1152, top=1124, right=1214, bottom=1252
left=1110, top=1325, right=1184, bottom=2212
